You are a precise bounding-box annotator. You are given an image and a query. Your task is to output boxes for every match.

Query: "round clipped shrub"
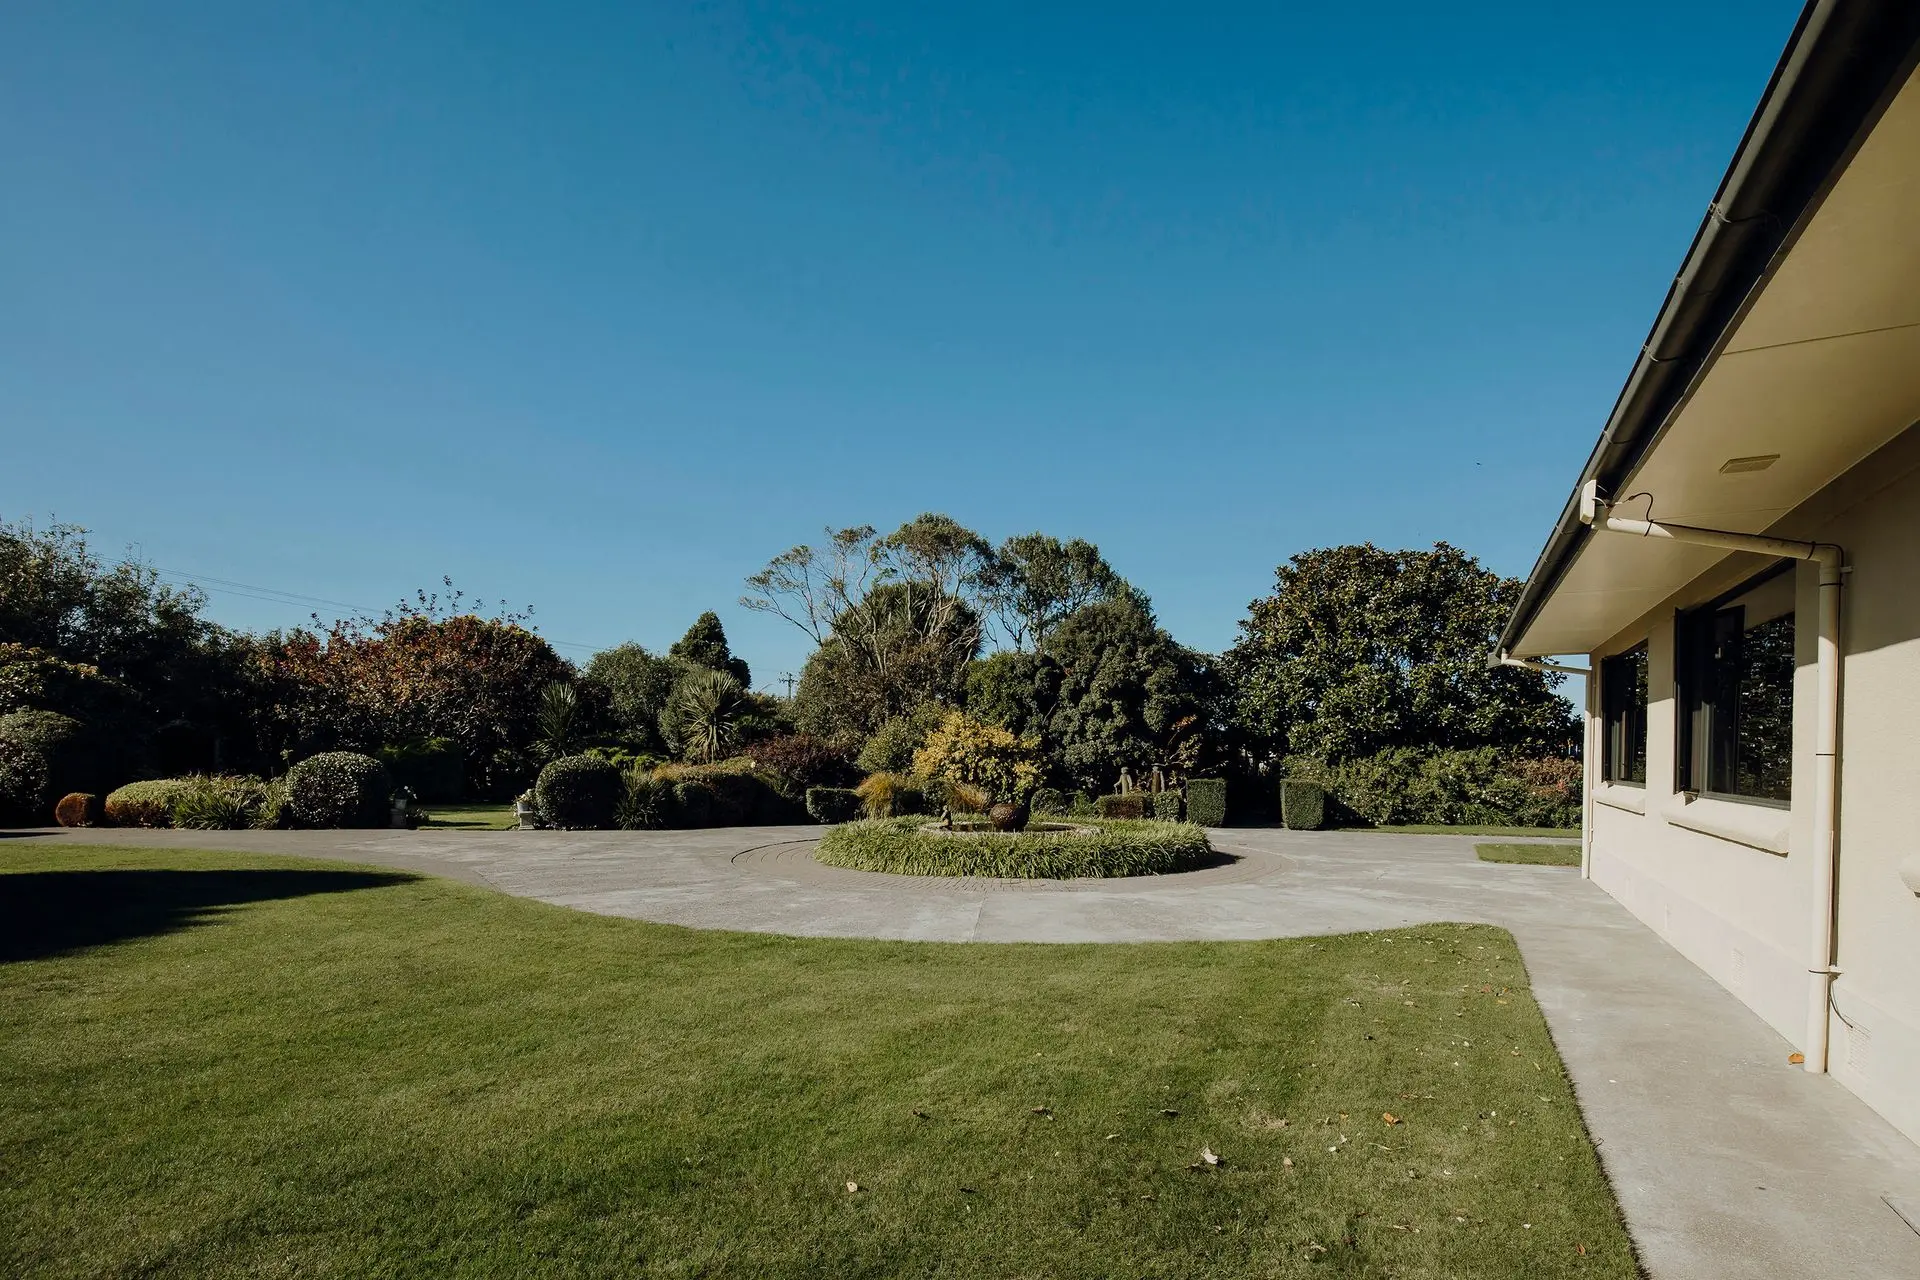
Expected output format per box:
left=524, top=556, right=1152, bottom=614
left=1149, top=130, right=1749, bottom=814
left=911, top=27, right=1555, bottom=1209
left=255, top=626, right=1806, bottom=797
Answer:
left=816, top=816, right=1214, bottom=880
left=104, top=779, right=192, bottom=828
left=285, top=752, right=392, bottom=829
left=534, top=754, right=623, bottom=830
left=668, top=777, right=714, bottom=829
left=54, top=792, right=100, bottom=827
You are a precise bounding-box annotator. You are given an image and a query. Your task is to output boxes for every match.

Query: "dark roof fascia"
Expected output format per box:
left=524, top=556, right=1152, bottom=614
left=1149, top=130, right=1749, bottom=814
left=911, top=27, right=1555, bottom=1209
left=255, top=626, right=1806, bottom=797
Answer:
left=1500, top=0, right=1920, bottom=656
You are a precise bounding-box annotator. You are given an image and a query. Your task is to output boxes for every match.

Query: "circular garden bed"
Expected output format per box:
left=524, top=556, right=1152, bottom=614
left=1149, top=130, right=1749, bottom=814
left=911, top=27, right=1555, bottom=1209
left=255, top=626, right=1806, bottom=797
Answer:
left=814, top=816, right=1214, bottom=880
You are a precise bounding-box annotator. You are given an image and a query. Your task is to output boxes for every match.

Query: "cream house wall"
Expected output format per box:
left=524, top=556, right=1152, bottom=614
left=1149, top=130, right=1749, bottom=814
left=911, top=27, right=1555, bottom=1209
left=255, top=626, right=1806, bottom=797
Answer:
left=1583, top=424, right=1920, bottom=1145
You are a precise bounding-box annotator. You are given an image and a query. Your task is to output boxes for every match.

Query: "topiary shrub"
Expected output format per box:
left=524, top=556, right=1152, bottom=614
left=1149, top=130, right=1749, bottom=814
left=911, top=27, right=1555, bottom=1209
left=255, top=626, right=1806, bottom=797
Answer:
left=375, top=739, right=465, bottom=803
left=534, top=754, right=623, bottom=830
left=0, top=738, right=51, bottom=827
left=911, top=711, right=1043, bottom=806
left=1151, top=790, right=1182, bottom=822
left=54, top=792, right=100, bottom=827
left=806, top=786, right=863, bottom=824
left=1097, top=793, right=1149, bottom=820
left=1030, top=786, right=1067, bottom=815
left=1280, top=779, right=1325, bottom=830
left=286, top=752, right=393, bottom=829
left=103, top=779, right=191, bottom=828
left=1067, top=791, right=1098, bottom=819
left=1185, top=778, right=1228, bottom=828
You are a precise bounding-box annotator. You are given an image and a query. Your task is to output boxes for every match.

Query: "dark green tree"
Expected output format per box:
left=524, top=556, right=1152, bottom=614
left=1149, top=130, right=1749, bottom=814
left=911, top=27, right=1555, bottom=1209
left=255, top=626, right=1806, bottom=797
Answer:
left=668, top=611, right=751, bottom=686
left=1221, top=542, right=1578, bottom=764
left=1040, top=599, right=1217, bottom=793
left=582, top=642, right=682, bottom=749
left=982, top=534, right=1137, bottom=650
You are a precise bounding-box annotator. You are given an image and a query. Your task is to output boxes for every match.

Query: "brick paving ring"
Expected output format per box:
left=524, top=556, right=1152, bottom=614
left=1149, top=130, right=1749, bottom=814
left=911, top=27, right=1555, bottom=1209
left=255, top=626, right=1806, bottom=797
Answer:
left=728, top=835, right=1292, bottom=894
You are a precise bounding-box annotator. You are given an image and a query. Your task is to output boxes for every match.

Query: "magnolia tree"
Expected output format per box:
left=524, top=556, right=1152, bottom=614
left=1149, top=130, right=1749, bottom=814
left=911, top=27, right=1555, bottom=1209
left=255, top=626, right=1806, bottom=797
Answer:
left=1221, top=542, right=1578, bottom=764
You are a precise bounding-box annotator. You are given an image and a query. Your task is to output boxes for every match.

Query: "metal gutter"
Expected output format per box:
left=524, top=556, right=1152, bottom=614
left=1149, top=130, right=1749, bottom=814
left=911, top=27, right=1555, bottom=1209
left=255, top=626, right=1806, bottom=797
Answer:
left=1499, top=0, right=1920, bottom=657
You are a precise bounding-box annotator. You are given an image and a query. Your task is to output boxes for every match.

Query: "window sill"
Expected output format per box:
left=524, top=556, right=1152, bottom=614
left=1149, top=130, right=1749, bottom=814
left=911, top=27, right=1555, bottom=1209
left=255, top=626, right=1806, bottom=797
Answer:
left=1594, top=785, right=1646, bottom=815
left=1662, top=795, right=1790, bottom=856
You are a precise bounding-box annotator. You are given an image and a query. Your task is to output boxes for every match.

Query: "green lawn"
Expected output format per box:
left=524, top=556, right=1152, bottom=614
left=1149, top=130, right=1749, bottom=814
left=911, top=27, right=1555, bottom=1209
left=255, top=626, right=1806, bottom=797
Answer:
left=419, top=802, right=518, bottom=830
left=1347, top=825, right=1582, bottom=838
left=0, top=847, right=1634, bottom=1278
left=1476, top=843, right=1583, bottom=867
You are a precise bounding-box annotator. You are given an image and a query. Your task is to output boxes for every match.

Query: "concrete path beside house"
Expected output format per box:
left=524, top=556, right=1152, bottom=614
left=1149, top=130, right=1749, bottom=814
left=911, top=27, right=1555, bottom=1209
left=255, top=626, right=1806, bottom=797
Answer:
left=18, top=823, right=1920, bottom=1279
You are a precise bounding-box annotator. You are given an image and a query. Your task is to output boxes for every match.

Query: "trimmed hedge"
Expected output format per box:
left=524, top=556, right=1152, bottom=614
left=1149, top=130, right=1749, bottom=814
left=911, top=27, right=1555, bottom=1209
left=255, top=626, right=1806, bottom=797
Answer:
left=1096, top=793, right=1149, bottom=820
left=1151, top=790, right=1182, bottom=822
left=1280, top=779, right=1325, bottom=831
left=286, top=752, right=392, bottom=829
left=535, top=755, right=623, bottom=830
left=1185, top=778, right=1227, bottom=827
left=54, top=792, right=99, bottom=827
left=805, top=786, right=863, bottom=824
left=104, top=779, right=192, bottom=828
left=1282, top=748, right=1581, bottom=829
left=816, top=816, right=1213, bottom=880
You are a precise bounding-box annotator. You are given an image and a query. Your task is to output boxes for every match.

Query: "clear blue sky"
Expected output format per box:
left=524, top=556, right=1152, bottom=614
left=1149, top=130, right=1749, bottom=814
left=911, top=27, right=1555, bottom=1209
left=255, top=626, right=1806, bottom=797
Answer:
left=2, top=1, right=1802, bottom=685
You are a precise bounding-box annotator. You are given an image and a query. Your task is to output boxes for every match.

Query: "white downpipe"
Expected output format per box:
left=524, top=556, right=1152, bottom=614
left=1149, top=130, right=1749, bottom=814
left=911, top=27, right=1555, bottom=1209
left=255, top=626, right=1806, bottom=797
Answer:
left=1578, top=482, right=1844, bottom=1073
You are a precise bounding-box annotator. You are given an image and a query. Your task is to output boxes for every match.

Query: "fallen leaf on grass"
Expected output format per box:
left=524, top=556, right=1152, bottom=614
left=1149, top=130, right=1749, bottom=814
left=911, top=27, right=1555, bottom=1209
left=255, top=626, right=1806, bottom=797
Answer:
left=1105, top=1133, right=1121, bottom=1141
left=1161, top=1108, right=1179, bottom=1117
left=846, top=1182, right=860, bottom=1194
left=1282, top=1157, right=1294, bottom=1169
left=1202, top=1146, right=1221, bottom=1166
left=1382, top=1112, right=1400, bottom=1126
left=912, top=1109, right=929, bottom=1120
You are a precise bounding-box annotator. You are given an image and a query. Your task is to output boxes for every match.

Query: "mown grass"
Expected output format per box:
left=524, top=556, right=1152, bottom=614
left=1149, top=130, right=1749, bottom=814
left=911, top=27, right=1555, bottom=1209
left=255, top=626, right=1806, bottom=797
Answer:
left=1477, top=843, right=1582, bottom=867
left=0, top=846, right=1635, bottom=1278
left=419, top=802, right=518, bottom=830
left=817, top=815, right=1214, bottom=878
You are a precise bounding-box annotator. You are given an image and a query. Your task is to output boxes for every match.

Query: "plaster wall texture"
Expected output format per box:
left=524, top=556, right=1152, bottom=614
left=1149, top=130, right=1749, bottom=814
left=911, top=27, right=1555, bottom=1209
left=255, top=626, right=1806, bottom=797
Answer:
left=1585, top=425, right=1920, bottom=1145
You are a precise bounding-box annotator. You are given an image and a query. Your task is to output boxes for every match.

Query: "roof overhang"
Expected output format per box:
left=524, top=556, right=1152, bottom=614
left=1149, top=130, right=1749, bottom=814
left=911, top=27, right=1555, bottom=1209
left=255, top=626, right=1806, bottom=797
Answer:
left=1503, top=1, right=1920, bottom=658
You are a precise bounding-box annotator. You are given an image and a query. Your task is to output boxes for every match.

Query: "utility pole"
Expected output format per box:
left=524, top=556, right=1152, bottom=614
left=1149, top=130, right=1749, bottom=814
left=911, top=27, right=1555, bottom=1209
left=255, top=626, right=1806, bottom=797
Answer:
left=779, top=672, right=796, bottom=698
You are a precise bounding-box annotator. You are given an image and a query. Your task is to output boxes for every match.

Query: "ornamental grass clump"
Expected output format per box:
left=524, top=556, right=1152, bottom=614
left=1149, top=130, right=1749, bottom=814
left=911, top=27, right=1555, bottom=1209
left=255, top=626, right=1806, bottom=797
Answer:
left=816, top=816, right=1212, bottom=880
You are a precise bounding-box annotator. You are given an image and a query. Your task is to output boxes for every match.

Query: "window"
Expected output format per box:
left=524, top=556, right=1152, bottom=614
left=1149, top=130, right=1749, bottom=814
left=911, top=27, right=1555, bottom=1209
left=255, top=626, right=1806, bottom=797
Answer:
left=1676, top=566, right=1796, bottom=804
left=1600, top=643, right=1648, bottom=785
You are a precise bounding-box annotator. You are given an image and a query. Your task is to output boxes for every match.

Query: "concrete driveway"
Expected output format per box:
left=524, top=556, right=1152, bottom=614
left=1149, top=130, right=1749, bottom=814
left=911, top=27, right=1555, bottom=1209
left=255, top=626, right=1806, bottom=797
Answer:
left=17, top=823, right=1920, bottom=1279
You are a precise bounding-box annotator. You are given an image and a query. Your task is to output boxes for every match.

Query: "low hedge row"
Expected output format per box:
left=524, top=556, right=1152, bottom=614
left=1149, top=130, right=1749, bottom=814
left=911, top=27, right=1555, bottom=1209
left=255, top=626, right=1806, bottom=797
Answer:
left=815, top=816, right=1214, bottom=880
left=1282, top=748, right=1581, bottom=829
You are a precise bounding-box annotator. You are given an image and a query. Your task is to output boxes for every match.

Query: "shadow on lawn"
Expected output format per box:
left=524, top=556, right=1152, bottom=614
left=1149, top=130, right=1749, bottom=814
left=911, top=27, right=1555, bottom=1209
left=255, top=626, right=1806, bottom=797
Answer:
left=0, top=868, right=416, bottom=963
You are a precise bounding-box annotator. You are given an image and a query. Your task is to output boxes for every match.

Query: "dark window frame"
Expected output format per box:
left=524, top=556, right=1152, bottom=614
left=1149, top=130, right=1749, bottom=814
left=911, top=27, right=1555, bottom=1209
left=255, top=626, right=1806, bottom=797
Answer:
left=1600, top=642, right=1649, bottom=786
left=1674, top=562, right=1796, bottom=809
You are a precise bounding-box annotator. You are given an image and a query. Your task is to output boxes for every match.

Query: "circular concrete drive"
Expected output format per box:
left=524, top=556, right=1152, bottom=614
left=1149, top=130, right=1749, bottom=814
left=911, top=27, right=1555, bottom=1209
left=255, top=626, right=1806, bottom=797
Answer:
left=38, top=823, right=1585, bottom=943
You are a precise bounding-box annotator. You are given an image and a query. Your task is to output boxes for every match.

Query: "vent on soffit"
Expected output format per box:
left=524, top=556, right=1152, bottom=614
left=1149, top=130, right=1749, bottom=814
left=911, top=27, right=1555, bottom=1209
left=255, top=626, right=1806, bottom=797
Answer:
left=1719, top=454, right=1781, bottom=474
